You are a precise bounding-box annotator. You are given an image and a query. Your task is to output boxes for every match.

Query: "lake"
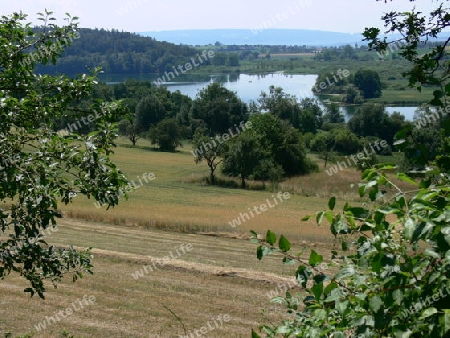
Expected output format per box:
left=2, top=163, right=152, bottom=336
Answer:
left=101, top=72, right=418, bottom=120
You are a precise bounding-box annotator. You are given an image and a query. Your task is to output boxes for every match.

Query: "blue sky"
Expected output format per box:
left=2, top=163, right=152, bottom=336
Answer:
left=1, top=0, right=437, bottom=34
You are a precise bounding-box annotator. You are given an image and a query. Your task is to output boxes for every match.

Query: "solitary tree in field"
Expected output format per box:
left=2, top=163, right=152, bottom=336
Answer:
left=148, top=118, right=183, bottom=151
left=118, top=118, right=142, bottom=146
left=191, top=128, right=227, bottom=185
left=222, top=133, right=265, bottom=189
left=0, top=11, right=128, bottom=298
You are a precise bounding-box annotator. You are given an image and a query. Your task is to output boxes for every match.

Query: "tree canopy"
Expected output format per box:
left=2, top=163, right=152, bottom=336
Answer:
left=353, top=69, right=382, bottom=99
left=0, top=11, right=129, bottom=298
left=190, top=83, right=249, bottom=136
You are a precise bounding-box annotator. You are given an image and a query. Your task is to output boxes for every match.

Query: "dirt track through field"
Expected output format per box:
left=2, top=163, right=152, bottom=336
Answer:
left=0, top=218, right=305, bottom=337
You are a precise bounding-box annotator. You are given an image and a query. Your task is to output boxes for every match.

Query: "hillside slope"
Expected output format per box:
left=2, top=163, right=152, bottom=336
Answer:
left=36, top=28, right=199, bottom=75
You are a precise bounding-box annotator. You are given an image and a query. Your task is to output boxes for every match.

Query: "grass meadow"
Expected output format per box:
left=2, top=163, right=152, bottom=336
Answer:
left=1, top=138, right=406, bottom=337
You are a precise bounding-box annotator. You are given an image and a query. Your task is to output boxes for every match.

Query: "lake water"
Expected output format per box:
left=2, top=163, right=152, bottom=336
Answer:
left=101, top=72, right=418, bottom=120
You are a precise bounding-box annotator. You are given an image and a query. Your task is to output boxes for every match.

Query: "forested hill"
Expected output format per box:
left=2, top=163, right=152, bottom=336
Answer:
left=36, top=28, right=198, bottom=75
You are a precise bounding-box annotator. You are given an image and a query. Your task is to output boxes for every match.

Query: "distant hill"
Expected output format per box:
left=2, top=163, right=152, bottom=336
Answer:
left=37, top=28, right=199, bottom=75
left=140, top=29, right=364, bottom=46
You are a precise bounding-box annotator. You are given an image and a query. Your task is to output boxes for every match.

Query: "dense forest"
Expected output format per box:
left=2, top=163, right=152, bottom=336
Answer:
left=35, top=28, right=200, bottom=75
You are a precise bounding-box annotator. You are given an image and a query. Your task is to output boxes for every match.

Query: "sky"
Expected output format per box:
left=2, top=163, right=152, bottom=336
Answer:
left=0, top=0, right=438, bottom=34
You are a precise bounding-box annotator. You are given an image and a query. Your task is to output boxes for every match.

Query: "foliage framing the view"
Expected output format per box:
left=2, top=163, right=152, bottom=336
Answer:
left=0, top=11, right=128, bottom=298
left=253, top=1, right=450, bottom=337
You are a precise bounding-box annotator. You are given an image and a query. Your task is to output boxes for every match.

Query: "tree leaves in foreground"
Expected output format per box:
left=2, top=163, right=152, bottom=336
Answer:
left=253, top=1, right=450, bottom=336
left=254, top=169, right=449, bottom=337
left=0, top=12, right=129, bottom=298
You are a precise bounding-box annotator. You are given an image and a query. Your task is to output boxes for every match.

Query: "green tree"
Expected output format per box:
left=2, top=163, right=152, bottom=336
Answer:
left=252, top=158, right=284, bottom=190
left=191, top=128, right=227, bottom=185
left=258, top=86, right=301, bottom=128
left=246, top=113, right=316, bottom=177
left=298, top=97, right=323, bottom=133
left=222, top=133, right=265, bottom=189
left=348, top=104, right=403, bottom=145
left=135, top=93, right=166, bottom=131
left=118, top=118, right=142, bottom=146
left=323, top=103, right=345, bottom=124
left=148, top=118, right=183, bottom=152
left=310, top=131, right=336, bottom=167
left=333, top=128, right=363, bottom=155
left=0, top=12, right=129, bottom=298
left=190, top=83, right=248, bottom=136
left=354, top=69, right=382, bottom=98
left=342, top=44, right=357, bottom=60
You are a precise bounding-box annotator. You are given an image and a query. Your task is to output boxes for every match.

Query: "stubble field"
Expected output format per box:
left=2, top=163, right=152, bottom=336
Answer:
left=1, top=139, right=366, bottom=337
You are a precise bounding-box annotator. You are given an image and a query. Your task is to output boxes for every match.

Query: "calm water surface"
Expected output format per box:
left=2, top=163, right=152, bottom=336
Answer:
left=101, top=72, right=418, bottom=120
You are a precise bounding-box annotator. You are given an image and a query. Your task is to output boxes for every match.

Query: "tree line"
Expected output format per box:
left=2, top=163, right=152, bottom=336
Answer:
left=74, top=79, right=417, bottom=188
left=35, top=28, right=208, bottom=75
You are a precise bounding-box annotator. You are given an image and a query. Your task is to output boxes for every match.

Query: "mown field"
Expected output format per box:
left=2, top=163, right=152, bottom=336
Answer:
left=1, top=139, right=389, bottom=337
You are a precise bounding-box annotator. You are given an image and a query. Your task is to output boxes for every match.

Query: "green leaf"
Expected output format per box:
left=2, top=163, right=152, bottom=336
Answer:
left=296, top=266, right=310, bottom=287
left=278, top=235, right=290, bottom=252
left=301, top=215, right=312, bottom=221
left=251, top=329, right=261, bottom=338
left=369, top=295, right=383, bottom=313
left=316, top=211, right=325, bottom=225
left=324, top=211, right=334, bottom=223
left=404, top=218, right=417, bottom=240
left=444, top=310, right=450, bottom=333
left=396, top=173, right=418, bottom=186
left=335, top=266, right=355, bottom=280
left=336, top=300, right=349, bottom=315
left=309, top=250, right=323, bottom=266
left=314, top=309, right=327, bottom=321
left=393, top=289, right=403, bottom=305
left=282, top=257, right=296, bottom=265
left=420, top=307, right=437, bottom=319
left=324, top=281, right=338, bottom=295
left=324, top=288, right=343, bottom=302
left=312, top=282, right=323, bottom=301
left=328, top=196, right=336, bottom=210
left=265, top=230, right=276, bottom=246
left=249, top=231, right=259, bottom=243
left=257, top=245, right=272, bottom=260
